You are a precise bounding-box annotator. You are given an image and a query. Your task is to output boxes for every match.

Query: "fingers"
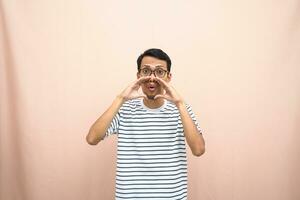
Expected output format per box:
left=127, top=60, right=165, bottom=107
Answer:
left=130, top=77, right=150, bottom=90
left=153, top=77, right=169, bottom=88
left=135, top=94, right=147, bottom=99
left=127, top=94, right=145, bottom=100
left=154, top=94, right=163, bottom=100
left=136, top=76, right=151, bottom=85
left=154, top=94, right=168, bottom=100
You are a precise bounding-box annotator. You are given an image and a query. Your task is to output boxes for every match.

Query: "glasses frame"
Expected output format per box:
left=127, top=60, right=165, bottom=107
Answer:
left=138, top=67, right=169, bottom=78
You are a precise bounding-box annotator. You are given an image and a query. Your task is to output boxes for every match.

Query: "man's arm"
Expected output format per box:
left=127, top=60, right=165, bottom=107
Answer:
left=176, top=102, right=205, bottom=156
left=86, top=77, right=150, bottom=145
left=86, top=96, right=124, bottom=145
left=153, top=77, right=205, bottom=156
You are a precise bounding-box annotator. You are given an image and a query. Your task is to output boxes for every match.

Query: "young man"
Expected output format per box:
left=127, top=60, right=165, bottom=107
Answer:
left=86, top=48, right=205, bottom=200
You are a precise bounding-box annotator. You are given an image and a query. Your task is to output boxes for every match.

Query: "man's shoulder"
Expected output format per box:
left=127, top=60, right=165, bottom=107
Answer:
left=120, top=98, right=142, bottom=110
left=164, top=101, right=194, bottom=113
left=124, top=98, right=141, bottom=106
left=164, top=100, right=178, bottom=111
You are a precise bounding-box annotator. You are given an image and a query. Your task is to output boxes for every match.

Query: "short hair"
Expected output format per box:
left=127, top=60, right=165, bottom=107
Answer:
left=137, top=48, right=172, bottom=72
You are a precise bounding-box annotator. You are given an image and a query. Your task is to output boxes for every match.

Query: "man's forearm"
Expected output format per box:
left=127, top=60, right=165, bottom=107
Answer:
left=86, top=95, right=125, bottom=145
left=176, top=102, right=205, bottom=156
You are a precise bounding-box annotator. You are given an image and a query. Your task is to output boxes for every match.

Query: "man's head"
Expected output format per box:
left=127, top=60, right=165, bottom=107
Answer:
left=137, top=48, right=171, bottom=72
left=136, top=48, right=172, bottom=100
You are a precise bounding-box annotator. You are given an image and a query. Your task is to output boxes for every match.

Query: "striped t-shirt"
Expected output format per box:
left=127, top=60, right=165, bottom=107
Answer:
left=105, top=98, right=202, bottom=200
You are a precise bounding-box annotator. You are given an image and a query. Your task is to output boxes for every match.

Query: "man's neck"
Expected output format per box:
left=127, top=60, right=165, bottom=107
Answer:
left=143, top=97, right=164, bottom=109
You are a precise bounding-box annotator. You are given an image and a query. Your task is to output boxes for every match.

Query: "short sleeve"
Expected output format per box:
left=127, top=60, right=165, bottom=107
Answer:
left=185, top=104, right=203, bottom=134
left=104, top=111, right=120, bottom=139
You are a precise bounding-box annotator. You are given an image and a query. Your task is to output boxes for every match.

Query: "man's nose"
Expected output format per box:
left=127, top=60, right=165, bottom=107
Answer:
left=149, top=72, right=155, bottom=81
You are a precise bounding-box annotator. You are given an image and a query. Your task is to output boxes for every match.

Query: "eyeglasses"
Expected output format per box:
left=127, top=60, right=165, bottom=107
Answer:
left=139, top=67, right=168, bottom=78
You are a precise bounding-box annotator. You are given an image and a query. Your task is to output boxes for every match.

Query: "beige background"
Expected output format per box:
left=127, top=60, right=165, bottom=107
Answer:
left=1, top=0, right=300, bottom=200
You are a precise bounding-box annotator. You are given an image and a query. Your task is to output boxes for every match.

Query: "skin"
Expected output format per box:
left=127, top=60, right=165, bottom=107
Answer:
left=86, top=56, right=205, bottom=156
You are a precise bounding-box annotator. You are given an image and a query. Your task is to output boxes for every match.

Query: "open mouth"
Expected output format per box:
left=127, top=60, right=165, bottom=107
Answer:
left=148, top=85, right=156, bottom=92
left=147, top=82, right=159, bottom=92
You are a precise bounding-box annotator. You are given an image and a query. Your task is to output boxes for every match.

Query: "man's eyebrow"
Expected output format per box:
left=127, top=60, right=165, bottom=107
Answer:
left=142, top=64, right=164, bottom=68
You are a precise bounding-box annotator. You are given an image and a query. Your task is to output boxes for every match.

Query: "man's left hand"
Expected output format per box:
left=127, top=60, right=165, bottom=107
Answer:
left=153, top=77, right=184, bottom=106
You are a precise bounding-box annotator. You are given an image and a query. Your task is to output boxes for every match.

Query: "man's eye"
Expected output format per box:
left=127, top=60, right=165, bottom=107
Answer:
left=157, top=69, right=164, bottom=75
left=142, top=69, right=150, bottom=74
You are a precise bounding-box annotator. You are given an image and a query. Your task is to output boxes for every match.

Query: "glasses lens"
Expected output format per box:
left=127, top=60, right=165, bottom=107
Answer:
left=140, top=68, right=167, bottom=78
left=141, top=68, right=150, bottom=76
left=155, top=69, right=166, bottom=78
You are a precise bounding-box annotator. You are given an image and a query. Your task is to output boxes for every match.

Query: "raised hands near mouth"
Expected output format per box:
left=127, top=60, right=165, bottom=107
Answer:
left=119, top=77, right=151, bottom=101
left=119, top=76, right=183, bottom=105
left=153, top=77, right=183, bottom=106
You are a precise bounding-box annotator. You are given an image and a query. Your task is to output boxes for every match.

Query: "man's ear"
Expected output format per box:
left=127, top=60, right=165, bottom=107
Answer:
left=166, top=72, right=172, bottom=82
left=137, top=72, right=140, bottom=79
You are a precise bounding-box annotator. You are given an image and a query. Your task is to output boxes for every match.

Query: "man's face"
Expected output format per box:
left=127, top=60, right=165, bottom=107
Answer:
left=137, top=56, right=171, bottom=99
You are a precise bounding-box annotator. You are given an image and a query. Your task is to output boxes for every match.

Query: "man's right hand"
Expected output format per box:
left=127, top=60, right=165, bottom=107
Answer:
left=86, top=77, right=151, bottom=145
left=118, top=77, right=150, bottom=101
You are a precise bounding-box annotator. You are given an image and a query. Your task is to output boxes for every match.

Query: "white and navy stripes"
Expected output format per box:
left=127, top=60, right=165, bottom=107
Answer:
left=105, top=98, right=202, bottom=200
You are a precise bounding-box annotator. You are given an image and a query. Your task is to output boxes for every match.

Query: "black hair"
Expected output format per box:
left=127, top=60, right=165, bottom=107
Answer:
left=137, top=48, right=171, bottom=72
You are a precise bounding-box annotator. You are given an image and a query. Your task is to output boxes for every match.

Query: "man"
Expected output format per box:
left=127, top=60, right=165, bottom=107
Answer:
left=86, top=48, right=205, bottom=200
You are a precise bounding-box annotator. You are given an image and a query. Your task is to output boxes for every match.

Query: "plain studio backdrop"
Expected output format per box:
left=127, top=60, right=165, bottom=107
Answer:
left=1, top=0, right=300, bottom=200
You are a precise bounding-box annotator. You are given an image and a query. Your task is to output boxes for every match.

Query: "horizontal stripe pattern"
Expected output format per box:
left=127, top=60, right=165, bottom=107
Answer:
left=105, top=98, right=201, bottom=200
